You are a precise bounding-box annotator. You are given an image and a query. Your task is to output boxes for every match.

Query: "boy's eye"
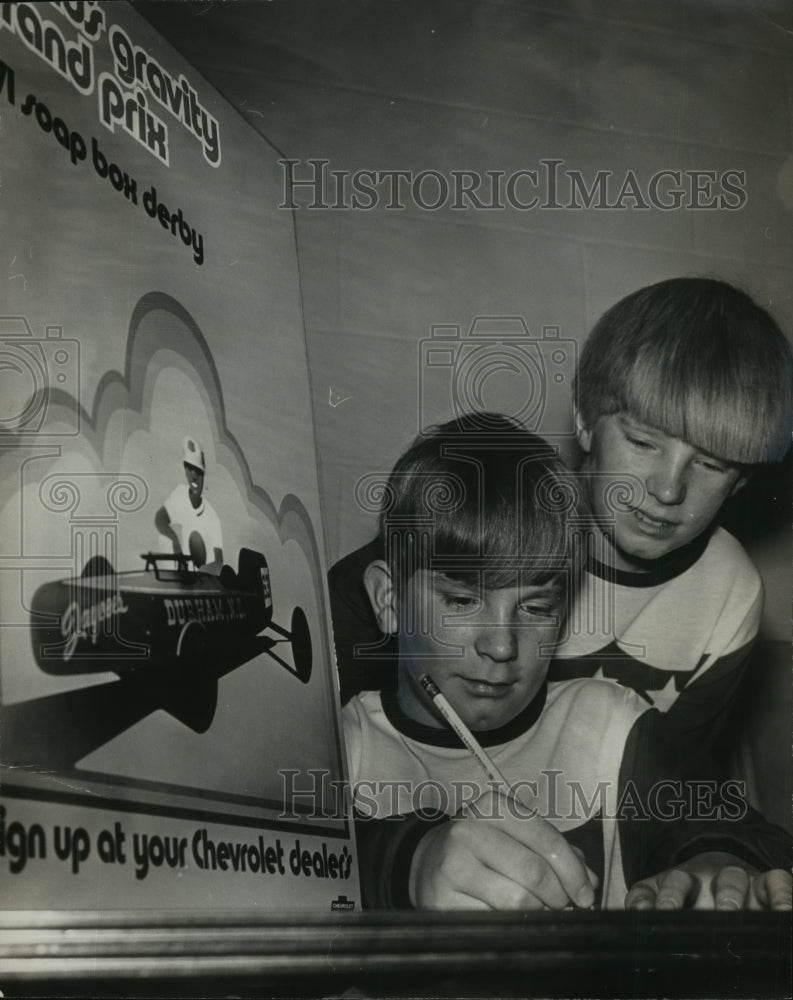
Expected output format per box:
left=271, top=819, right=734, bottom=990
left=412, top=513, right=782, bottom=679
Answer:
left=439, top=592, right=481, bottom=612
left=519, top=602, right=559, bottom=620
left=626, top=434, right=654, bottom=451
left=697, top=457, right=729, bottom=474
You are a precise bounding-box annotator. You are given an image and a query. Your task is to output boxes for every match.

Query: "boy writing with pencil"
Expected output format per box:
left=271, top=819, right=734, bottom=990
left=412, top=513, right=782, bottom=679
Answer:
left=342, top=414, right=791, bottom=910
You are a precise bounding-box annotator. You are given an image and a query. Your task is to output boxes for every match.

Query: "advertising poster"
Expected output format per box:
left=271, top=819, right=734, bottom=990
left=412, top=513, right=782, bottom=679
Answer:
left=0, top=2, right=358, bottom=910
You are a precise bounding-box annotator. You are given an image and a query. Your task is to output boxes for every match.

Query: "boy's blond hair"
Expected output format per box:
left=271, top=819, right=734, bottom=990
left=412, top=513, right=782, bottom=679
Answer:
left=576, top=278, right=793, bottom=465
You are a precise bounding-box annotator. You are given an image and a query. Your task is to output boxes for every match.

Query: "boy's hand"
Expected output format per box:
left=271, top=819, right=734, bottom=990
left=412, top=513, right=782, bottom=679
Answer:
left=625, top=851, right=792, bottom=911
left=408, top=791, right=598, bottom=910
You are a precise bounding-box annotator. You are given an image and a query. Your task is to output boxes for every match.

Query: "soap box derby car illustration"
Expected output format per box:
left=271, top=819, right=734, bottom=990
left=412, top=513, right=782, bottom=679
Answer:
left=29, top=548, right=312, bottom=681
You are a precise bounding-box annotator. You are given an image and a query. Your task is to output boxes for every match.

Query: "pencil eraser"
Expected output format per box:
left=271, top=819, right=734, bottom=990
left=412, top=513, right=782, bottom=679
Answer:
left=419, top=674, right=440, bottom=697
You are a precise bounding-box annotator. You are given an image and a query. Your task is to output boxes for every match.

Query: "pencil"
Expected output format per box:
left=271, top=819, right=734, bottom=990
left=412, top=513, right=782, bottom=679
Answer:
left=419, top=673, right=511, bottom=790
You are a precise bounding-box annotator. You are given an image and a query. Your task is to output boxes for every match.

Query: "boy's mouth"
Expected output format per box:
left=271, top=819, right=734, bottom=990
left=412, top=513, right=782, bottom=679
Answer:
left=459, top=677, right=515, bottom=698
left=632, top=508, right=678, bottom=533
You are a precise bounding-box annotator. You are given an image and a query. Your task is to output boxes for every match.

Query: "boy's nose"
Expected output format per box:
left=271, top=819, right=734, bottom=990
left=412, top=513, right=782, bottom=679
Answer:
left=646, top=461, right=687, bottom=505
left=474, top=623, right=519, bottom=662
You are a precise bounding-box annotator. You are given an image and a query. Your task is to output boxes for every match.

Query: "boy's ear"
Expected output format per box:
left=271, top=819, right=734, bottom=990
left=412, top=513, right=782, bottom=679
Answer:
left=363, top=560, right=397, bottom=635
left=574, top=406, right=593, bottom=452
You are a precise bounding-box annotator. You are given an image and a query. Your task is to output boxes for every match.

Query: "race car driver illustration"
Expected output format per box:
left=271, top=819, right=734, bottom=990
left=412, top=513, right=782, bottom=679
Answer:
left=155, top=436, right=223, bottom=575
left=27, top=437, right=313, bottom=686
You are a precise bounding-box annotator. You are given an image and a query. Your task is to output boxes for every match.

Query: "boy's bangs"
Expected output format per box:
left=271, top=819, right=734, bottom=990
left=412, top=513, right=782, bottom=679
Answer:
left=445, top=566, right=568, bottom=593
left=623, top=357, right=789, bottom=465
left=428, top=490, right=573, bottom=590
left=580, top=278, right=793, bottom=465
left=382, top=415, right=586, bottom=595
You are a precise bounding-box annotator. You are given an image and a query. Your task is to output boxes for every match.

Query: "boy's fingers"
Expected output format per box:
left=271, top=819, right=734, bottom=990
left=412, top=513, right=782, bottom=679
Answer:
left=464, top=863, right=552, bottom=911
left=749, top=869, right=793, bottom=911
left=454, top=793, right=594, bottom=908
left=624, top=882, right=657, bottom=910
left=570, top=844, right=600, bottom=891
left=712, top=865, right=750, bottom=911
left=653, top=868, right=697, bottom=910
left=434, top=886, right=492, bottom=911
left=422, top=824, right=568, bottom=910
left=627, top=869, right=698, bottom=910
left=459, top=822, right=572, bottom=909
left=505, top=813, right=595, bottom=908
left=508, top=849, right=579, bottom=910
left=626, top=864, right=793, bottom=912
